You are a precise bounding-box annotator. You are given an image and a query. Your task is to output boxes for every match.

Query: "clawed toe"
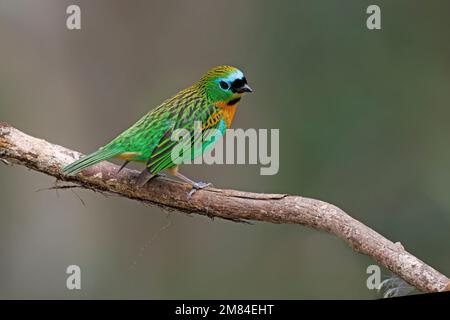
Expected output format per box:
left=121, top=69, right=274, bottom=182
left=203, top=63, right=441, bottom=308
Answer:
left=187, top=181, right=212, bottom=198
left=193, top=181, right=211, bottom=189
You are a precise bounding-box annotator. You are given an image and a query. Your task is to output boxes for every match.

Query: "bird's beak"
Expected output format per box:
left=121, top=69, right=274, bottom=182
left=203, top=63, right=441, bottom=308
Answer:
left=237, top=84, right=253, bottom=93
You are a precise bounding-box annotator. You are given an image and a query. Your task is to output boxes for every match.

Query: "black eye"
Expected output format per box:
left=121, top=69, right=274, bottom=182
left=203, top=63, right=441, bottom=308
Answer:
left=219, top=81, right=229, bottom=90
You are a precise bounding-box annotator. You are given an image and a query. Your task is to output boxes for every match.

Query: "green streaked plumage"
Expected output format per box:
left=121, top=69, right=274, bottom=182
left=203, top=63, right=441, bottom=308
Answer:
left=62, top=66, right=252, bottom=181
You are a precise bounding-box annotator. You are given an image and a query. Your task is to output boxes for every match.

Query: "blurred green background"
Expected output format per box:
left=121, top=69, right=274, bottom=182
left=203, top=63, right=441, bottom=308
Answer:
left=1, top=0, right=450, bottom=299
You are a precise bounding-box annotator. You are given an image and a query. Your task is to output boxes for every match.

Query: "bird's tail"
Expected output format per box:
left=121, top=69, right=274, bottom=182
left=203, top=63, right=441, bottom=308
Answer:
left=61, top=147, right=121, bottom=175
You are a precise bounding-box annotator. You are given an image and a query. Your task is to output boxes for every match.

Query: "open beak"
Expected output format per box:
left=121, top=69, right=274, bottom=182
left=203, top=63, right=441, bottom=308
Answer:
left=237, top=83, right=253, bottom=93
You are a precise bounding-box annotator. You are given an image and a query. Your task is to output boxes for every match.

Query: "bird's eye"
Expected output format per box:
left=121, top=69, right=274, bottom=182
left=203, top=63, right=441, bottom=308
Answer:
left=219, top=81, right=229, bottom=90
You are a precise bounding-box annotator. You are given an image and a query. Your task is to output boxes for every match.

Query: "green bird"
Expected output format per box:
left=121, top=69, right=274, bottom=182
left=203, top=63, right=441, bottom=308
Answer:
left=62, top=65, right=252, bottom=196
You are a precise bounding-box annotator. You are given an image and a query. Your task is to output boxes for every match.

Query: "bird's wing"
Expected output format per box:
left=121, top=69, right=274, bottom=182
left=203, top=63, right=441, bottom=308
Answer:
left=145, top=98, right=220, bottom=174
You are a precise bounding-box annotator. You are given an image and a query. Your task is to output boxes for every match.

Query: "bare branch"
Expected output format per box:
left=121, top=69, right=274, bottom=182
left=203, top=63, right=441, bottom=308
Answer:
left=1, top=121, right=449, bottom=293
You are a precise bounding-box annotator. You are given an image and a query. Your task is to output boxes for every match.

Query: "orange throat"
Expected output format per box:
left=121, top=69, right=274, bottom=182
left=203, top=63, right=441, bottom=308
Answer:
left=215, top=100, right=239, bottom=128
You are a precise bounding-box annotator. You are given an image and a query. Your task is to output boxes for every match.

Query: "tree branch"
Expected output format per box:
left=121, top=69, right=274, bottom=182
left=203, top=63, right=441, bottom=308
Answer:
left=1, top=121, right=449, bottom=294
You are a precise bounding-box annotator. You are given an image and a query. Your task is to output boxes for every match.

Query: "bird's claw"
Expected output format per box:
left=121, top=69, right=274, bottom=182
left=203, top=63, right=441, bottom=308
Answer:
left=187, top=181, right=212, bottom=198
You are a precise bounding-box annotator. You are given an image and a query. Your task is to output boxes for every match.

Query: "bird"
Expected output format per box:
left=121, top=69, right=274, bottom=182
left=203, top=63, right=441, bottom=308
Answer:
left=61, top=65, right=252, bottom=196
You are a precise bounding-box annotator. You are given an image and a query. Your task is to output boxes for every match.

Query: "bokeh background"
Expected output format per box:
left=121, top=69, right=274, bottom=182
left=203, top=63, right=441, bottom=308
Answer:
left=1, top=0, right=450, bottom=299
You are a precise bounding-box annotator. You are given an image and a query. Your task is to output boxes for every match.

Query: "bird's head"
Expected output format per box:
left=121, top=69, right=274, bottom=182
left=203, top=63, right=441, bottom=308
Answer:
left=198, top=66, right=252, bottom=104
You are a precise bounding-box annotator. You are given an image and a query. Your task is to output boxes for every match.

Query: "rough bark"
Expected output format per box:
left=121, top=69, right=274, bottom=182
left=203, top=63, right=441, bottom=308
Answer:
left=1, top=122, right=449, bottom=293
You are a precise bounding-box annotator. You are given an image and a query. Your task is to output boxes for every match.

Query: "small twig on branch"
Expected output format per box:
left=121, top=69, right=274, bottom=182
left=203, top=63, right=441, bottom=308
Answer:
left=0, top=121, right=449, bottom=294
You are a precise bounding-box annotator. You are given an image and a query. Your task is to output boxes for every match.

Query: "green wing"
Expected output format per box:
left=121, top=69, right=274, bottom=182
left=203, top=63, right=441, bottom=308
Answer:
left=145, top=98, right=220, bottom=174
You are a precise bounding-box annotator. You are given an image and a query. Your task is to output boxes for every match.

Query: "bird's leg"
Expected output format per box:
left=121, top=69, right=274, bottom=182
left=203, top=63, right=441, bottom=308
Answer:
left=117, top=160, right=130, bottom=173
left=173, top=172, right=212, bottom=198
left=136, top=167, right=155, bottom=187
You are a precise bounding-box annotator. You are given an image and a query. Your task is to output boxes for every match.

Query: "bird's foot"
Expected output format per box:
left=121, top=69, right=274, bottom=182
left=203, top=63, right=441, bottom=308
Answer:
left=136, top=168, right=154, bottom=187
left=187, top=181, right=212, bottom=198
